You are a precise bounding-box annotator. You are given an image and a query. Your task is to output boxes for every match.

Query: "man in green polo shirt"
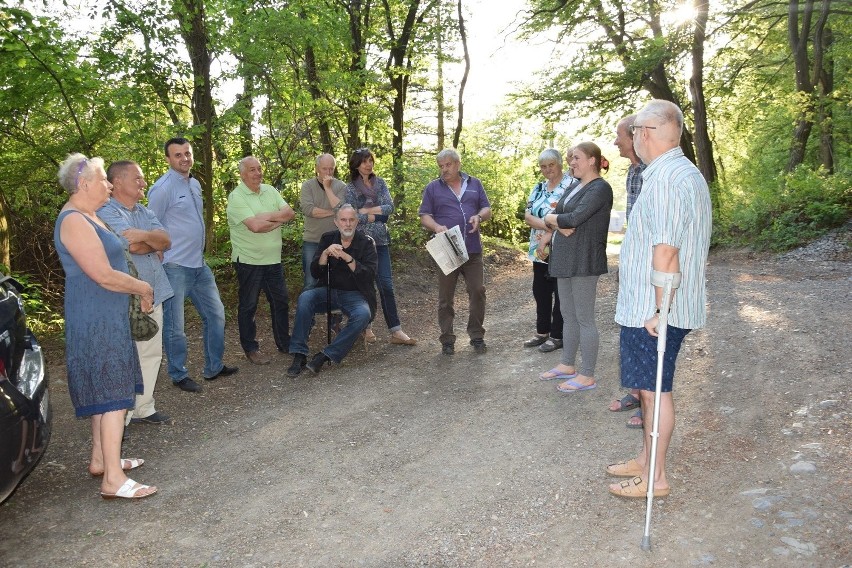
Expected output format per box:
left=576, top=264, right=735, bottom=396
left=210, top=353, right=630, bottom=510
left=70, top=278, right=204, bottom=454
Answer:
left=227, top=156, right=296, bottom=365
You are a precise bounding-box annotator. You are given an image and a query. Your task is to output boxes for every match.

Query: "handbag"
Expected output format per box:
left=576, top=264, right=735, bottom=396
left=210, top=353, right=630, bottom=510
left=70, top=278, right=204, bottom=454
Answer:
left=123, top=250, right=159, bottom=341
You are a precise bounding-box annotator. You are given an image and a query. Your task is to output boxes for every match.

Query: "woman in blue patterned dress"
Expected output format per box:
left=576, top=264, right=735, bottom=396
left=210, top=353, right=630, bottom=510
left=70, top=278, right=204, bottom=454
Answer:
left=54, top=153, right=157, bottom=499
left=523, top=148, right=574, bottom=354
left=345, top=147, right=415, bottom=345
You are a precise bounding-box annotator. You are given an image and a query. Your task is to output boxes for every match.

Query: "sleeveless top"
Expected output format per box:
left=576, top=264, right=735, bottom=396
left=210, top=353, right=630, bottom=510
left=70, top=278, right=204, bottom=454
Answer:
left=54, top=210, right=143, bottom=417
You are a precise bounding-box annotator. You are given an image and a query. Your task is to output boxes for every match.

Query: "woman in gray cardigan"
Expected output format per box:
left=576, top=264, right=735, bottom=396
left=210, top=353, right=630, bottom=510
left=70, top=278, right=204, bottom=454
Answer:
left=540, top=142, right=613, bottom=392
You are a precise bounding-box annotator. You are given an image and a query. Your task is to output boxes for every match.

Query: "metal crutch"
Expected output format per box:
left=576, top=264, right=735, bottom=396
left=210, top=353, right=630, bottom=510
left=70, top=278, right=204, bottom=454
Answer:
left=326, top=260, right=332, bottom=345
left=641, top=270, right=680, bottom=552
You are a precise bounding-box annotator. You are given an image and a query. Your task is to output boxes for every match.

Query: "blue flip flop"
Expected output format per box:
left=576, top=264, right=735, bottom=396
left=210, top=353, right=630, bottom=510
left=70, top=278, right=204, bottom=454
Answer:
left=539, top=368, right=578, bottom=381
left=556, top=379, right=597, bottom=392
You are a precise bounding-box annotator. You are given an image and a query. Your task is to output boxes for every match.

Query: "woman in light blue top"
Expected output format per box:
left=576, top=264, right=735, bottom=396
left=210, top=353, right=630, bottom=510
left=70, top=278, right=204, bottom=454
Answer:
left=523, top=148, right=574, bottom=353
left=345, top=147, right=415, bottom=345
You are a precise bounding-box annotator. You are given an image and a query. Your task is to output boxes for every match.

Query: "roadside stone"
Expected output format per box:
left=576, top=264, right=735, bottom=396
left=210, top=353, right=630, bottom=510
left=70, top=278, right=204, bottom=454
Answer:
left=780, top=537, right=817, bottom=555
left=753, top=496, right=783, bottom=510
left=789, top=461, right=816, bottom=474
left=819, top=399, right=840, bottom=408
left=748, top=518, right=765, bottom=528
left=689, top=553, right=716, bottom=565
left=719, top=406, right=735, bottom=415
left=740, top=488, right=769, bottom=496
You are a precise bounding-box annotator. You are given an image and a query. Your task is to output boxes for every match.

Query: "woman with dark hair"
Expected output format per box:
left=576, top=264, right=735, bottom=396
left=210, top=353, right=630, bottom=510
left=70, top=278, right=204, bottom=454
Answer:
left=540, top=142, right=613, bottom=392
left=344, top=148, right=415, bottom=345
left=54, top=153, right=157, bottom=499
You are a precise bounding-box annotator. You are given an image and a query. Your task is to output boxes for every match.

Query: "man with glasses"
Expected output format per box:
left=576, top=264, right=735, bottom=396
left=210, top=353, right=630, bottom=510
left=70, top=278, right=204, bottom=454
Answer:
left=300, top=154, right=348, bottom=288
left=607, top=100, right=712, bottom=498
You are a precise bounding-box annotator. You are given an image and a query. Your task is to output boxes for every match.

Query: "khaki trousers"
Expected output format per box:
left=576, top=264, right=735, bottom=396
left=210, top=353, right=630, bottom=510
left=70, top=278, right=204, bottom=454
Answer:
left=437, top=253, right=486, bottom=345
left=126, top=304, right=164, bottom=423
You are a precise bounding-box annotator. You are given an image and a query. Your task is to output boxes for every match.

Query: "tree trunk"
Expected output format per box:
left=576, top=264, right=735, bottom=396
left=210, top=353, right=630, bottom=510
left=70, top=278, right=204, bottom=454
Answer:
left=236, top=63, right=254, bottom=158
left=435, top=4, right=445, bottom=151
left=383, top=0, right=432, bottom=203
left=785, top=0, right=818, bottom=173
left=452, top=0, right=469, bottom=150
left=817, top=18, right=834, bottom=173
left=346, top=0, right=369, bottom=151
left=175, top=0, right=216, bottom=253
left=305, top=43, right=334, bottom=155
left=689, top=0, right=717, bottom=190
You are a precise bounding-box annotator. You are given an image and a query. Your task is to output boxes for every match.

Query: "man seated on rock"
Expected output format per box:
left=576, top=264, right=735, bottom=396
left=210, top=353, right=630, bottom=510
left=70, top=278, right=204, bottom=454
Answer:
left=287, top=204, right=377, bottom=376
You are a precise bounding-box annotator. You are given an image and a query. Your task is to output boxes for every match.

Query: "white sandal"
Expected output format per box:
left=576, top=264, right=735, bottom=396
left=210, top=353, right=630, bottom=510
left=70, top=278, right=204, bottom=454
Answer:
left=100, top=478, right=157, bottom=500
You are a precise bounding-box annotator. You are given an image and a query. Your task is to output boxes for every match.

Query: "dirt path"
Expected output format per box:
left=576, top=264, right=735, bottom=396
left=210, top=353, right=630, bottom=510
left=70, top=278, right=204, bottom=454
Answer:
left=0, top=245, right=849, bottom=567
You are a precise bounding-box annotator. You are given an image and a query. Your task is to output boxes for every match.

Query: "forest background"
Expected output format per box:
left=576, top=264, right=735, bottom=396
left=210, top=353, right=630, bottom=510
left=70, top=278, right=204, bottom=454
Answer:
left=0, top=0, right=849, bottom=332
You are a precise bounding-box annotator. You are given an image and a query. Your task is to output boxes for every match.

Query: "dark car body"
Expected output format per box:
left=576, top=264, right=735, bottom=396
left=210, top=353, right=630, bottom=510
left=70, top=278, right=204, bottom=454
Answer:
left=0, top=273, right=51, bottom=503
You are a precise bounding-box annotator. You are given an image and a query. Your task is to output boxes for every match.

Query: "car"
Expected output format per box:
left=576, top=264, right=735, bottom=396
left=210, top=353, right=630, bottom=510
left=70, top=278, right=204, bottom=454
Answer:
left=0, top=272, right=51, bottom=504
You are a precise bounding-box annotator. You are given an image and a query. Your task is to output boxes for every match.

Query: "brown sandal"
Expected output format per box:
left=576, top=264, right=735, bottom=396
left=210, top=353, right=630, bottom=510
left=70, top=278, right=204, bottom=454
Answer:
left=606, top=459, right=643, bottom=478
left=608, top=476, right=670, bottom=498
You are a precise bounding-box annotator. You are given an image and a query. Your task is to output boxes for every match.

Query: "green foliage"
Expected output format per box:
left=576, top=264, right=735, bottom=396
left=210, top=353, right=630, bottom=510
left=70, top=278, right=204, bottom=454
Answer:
left=0, top=267, right=65, bottom=335
left=720, top=166, right=852, bottom=251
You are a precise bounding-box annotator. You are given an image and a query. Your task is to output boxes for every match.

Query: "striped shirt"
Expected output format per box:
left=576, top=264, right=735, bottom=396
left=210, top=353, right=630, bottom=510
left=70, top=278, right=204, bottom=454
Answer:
left=615, top=148, right=712, bottom=329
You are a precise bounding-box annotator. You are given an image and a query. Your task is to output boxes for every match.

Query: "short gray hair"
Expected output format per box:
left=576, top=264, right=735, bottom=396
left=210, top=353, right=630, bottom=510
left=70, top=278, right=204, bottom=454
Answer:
left=57, top=153, right=105, bottom=194
left=538, top=148, right=562, bottom=166
left=638, top=100, right=683, bottom=134
left=238, top=156, right=260, bottom=173
left=335, top=203, right=357, bottom=219
left=618, top=114, right=638, bottom=138
left=316, top=153, right=336, bottom=168
left=436, top=148, right=460, bottom=163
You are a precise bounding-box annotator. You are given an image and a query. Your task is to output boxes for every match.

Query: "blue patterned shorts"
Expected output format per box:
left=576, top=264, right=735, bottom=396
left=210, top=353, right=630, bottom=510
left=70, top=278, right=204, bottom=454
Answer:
left=619, top=325, right=690, bottom=393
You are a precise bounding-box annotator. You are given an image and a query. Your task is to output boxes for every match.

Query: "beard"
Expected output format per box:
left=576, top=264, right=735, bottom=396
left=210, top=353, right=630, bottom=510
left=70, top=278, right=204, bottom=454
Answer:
left=339, top=227, right=356, bottom=239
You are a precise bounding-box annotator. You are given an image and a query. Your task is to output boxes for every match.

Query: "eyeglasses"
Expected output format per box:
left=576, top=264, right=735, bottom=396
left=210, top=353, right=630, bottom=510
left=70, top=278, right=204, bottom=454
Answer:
left=628, top=124, right=657, bottom=135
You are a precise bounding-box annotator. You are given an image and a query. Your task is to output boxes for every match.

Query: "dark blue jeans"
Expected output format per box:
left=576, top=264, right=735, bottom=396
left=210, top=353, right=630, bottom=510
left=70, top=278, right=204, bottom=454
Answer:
left=233, top=261, right=290, bottom=353
left=375, top=244, right=401, bottom=331
left=289, top=288, right=370, bottom=363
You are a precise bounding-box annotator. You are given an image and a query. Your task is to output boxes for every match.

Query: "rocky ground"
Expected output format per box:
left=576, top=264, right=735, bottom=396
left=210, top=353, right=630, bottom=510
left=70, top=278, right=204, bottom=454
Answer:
left=0, top=229, right=849, bottom=567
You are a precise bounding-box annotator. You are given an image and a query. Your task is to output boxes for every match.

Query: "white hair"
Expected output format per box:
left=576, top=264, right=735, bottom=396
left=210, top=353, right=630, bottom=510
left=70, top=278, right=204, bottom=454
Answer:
left=58, top=153, right=104, bottom=194
left=436, top=148, right=460, bottom=163
left=638, top=100, right=684, bottom=135
left=538, top=148, right=562, bottom=166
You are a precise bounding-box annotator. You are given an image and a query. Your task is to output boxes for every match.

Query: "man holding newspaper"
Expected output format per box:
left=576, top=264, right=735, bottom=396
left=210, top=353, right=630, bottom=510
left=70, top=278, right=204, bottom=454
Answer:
left=419, top=148, right=492, bottom=355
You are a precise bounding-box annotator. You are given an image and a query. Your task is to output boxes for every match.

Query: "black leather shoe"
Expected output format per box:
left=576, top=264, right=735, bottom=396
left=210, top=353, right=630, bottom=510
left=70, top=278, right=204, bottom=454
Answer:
left=441, top=343, right=455, bottom=355
left=130, top=411, right=174, bottom=425
left=470, top=338, right=487, bottom=354
left=306, top=352, right=330, bottom=374
left=174, top=378, right=202, bottom=392
left=287, top=354, right=307, bottom=377
left=204, top=364, right=239, bottom=381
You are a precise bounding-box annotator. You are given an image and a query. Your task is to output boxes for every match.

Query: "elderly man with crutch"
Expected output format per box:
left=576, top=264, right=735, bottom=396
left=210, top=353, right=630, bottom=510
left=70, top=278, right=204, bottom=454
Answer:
left=604, top=100, right=712, bottom=548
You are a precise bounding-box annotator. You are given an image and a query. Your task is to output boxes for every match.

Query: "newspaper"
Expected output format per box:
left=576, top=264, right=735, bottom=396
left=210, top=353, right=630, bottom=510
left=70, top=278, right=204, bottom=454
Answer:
left=425, top=225, right=469, bottom=275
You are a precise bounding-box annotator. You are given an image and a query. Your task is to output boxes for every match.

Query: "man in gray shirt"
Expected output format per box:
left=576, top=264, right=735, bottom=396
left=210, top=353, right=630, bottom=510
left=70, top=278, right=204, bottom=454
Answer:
left=99, top=160, right=173, bottom=424
left=300, top=154, right=348, bottom=288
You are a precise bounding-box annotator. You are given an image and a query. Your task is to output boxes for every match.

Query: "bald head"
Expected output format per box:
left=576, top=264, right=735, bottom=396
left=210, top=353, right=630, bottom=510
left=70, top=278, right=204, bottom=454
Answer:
left=632, top=100, right=684, bottom=164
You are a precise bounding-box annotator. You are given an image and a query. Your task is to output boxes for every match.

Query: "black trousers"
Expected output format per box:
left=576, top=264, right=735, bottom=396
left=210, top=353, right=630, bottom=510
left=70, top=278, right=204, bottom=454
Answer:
left=532, top=261, right=562, bottom=339
left=234, top=261, right=290, bottom=353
